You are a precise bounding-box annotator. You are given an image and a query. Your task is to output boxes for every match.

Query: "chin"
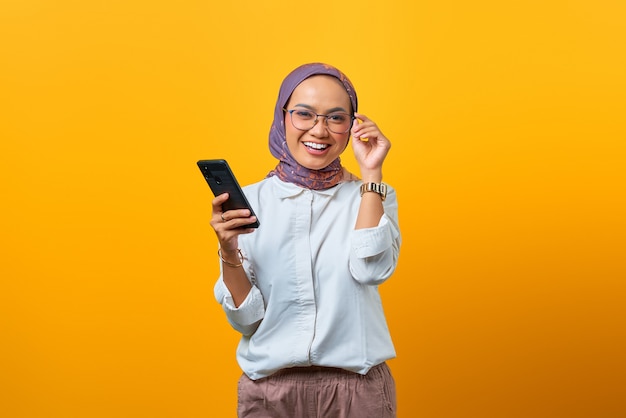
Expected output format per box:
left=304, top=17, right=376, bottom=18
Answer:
left=298, top=157, right=334, bottom=171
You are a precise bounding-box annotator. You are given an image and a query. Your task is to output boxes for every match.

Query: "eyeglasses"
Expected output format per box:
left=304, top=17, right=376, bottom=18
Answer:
left=284, top=108, right=355, bottom=134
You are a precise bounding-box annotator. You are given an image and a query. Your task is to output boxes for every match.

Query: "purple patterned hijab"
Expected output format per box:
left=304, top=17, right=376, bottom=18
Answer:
left=266, top=63, right=358, bottom=190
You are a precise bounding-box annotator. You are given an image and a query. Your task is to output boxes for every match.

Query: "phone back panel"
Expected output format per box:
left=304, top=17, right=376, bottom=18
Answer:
left=197, top=159, right=260, bottom=227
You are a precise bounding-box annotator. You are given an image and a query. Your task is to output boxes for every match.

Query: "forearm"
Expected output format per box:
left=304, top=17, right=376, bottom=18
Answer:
left=355, top=191, right=384, bottom=229
left=355, top=170, right=384, bottom=229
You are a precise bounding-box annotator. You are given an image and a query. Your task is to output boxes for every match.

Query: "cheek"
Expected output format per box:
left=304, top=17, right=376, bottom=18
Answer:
left=284, top=119, right=301, bottom=150
left=335, top=133, right=351, bottom=151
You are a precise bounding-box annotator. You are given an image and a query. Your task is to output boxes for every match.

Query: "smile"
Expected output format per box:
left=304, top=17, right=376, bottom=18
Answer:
left=303, top=141, right=329, bottom=150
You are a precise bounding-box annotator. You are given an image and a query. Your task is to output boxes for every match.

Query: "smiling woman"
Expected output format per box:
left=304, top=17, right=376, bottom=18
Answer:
left=209, top=63, right=400, bottom=417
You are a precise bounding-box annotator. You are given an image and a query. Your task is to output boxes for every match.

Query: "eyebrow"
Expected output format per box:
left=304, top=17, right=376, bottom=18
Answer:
left=292, top=104, right=349, bottom=113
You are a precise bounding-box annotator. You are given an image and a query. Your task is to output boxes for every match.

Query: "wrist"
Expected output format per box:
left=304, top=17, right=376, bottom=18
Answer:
left=359, top=170, right=383, bottom=184
left=218, top=248, right=244, bottom=268
left=220, top=247, right=239, bottom=255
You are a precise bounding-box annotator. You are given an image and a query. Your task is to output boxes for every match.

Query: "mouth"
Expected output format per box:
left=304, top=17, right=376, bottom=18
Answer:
left=303, top=141, right=330, bottom=152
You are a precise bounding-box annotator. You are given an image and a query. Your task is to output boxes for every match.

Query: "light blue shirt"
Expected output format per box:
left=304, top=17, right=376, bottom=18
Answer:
left=214, top=175, right=401, bottom=380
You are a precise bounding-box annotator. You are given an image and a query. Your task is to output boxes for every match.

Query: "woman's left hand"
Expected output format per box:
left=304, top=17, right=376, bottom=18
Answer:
left=350, top=113, right=391, bottom=179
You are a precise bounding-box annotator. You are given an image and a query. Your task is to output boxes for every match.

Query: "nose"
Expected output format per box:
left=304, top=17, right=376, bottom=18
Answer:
left=309, top=115, right=329, bottom=136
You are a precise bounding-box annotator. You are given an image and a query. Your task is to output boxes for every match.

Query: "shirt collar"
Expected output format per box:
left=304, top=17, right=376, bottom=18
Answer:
left=271, top=175, right=342, bottom=199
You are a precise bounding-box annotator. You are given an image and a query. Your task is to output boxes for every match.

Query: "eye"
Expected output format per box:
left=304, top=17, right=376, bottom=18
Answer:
left=294, top=110, right=315, bottom=120
left=327, top=113, right=349, bottom=124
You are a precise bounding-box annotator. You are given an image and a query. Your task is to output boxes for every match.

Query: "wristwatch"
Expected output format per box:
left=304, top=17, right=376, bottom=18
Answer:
left=360, top=182, right=387, bottom=201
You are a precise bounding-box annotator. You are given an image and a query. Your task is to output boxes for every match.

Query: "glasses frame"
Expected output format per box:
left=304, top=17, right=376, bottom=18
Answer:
left=284, top=108, right=356, bottom=134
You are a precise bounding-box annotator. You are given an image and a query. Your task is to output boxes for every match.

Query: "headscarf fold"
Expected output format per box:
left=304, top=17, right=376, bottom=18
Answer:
left=266, top=63, right=358, bottom=190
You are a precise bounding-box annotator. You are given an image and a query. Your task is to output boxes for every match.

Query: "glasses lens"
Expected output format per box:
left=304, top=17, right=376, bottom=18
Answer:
left=289, top=109, right=353, bottom=134
left=326, top=112, right=352, bottom=134
left=290, top=109, right=317, bottom=131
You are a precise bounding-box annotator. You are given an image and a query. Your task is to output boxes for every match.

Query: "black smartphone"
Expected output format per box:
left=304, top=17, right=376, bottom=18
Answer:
left=197, top=159, right=260, bottom=228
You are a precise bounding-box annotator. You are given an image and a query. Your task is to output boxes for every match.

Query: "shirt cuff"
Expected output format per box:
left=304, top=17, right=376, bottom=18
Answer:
left=215, top=279, right=265, bottom=327
left=352, top=215, right=393, bottom=258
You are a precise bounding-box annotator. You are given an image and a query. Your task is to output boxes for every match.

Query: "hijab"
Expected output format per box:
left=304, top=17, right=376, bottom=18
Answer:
left=266, top=63, right=358, bottom=190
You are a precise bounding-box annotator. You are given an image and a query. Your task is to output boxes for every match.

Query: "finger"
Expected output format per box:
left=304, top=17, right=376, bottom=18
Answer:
left=352, top=115, right=377, bottom=138
left=352, top=122, right=368, bottom=139
left=231, top=216, right=258, bottom=229
left=220, top=216, right=258, bottom=232
left=218, top=208, right=253, bottom=225
left=353, top=126, right=380, bottom=141
left=212, top=192, right=229, bottom=211
left=354, top=112, right=370, bottom=122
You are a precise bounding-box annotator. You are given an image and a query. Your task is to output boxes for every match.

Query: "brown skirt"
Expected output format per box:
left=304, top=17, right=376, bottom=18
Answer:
left=237, top=363, right=396, bottom=418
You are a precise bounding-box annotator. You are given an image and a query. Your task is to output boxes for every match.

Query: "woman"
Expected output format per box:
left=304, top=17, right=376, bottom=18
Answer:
left=211, top=63, right=401, bottom=417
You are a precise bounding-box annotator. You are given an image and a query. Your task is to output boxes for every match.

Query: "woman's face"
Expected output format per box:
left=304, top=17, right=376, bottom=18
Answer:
left=284, top=75, right=352, bottom=171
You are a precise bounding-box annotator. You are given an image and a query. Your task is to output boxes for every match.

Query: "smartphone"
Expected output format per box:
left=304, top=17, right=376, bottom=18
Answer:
left=197, top=159, right=260, bottom=228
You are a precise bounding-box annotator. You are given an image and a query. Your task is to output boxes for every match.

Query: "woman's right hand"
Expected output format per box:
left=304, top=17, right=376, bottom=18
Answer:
left=350, top=113, right=391, bottom=183
left=210, top=193, right=257, bottom=252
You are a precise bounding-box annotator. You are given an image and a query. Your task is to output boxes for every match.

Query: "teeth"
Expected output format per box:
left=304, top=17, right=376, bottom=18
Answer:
left=303, top=142, right=328, bottom=150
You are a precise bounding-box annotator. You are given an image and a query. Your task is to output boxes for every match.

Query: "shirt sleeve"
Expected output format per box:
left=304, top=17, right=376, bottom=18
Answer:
left=349, top=211, right=401, bottom=285
left=214, top=277, right=265, bottom=336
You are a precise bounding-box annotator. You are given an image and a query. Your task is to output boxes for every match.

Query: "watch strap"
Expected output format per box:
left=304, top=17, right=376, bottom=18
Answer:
left=360, top=182, right=387, bottom=201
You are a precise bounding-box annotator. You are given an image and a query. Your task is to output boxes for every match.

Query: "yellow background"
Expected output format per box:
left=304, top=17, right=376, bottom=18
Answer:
left=1, top=0, right=625, bottom=417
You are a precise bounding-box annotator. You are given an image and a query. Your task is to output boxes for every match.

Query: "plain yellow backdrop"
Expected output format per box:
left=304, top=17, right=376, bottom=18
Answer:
left=1, top=0, right=625, bottom=417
